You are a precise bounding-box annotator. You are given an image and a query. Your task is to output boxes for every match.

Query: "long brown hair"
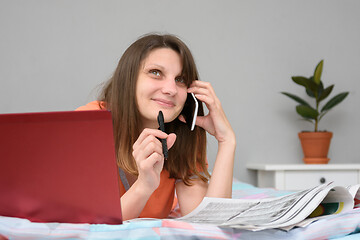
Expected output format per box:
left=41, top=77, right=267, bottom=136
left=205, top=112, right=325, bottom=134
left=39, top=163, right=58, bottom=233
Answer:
left=99, top=33, right=209, bottom=185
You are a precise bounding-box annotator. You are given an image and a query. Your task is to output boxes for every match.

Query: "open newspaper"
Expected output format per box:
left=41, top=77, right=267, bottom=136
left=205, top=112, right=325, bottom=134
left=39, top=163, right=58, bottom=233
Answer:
left=178, top=182, right=360, bottom=231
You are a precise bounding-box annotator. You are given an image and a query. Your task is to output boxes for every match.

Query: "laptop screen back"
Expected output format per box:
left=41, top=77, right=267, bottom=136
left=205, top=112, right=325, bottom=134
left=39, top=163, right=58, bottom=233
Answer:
left=0, top=110, right=122, bottom=224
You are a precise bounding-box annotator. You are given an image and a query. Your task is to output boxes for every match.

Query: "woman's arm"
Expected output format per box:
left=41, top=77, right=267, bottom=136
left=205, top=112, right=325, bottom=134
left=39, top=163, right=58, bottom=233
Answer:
left=121, top=178, right=155, bottom=220
left=121, top=129, right=177, bottom=220
left=176, top=80, right=236, bottom=216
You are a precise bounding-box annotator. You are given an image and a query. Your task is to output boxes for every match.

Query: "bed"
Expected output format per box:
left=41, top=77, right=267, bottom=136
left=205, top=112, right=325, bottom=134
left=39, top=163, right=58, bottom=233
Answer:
left=1, top=180, right=360, bottom=240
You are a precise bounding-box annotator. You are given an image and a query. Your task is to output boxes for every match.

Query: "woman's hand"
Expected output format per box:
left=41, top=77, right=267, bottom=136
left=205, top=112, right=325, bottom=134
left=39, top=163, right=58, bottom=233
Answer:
left=132, top=128, right=177, bottom=194
left=185, top=80, right=235, bottom=144
left=121, top=129, right=176, bottom=220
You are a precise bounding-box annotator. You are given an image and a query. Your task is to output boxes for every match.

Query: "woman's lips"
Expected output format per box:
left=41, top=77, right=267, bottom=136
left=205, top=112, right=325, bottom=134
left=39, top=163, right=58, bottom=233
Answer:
left=152, top=98, right=175, bottom=107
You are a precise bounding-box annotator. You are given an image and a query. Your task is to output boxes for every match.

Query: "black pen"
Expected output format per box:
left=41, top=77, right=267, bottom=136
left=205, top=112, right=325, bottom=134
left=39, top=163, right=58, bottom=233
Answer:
left=157, top=111, right=168, bottom=160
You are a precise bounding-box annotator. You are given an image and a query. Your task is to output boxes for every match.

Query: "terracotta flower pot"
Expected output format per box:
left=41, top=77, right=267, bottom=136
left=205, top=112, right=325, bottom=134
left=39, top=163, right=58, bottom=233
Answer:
left=298, top=131, right=333, bottom=164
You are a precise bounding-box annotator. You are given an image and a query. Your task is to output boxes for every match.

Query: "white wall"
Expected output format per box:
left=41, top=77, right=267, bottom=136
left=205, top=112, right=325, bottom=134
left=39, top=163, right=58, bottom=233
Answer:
left=1, top=0, right=359, bottom=185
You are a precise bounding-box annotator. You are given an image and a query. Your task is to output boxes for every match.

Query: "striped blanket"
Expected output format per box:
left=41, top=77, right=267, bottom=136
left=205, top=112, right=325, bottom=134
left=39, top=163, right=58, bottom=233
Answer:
left=1, top=181, right=360, bottom=240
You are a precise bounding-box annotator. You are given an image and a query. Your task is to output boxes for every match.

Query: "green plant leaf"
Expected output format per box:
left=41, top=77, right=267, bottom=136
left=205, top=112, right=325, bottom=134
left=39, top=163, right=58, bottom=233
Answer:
left=296, top=105, right=319, bottom=120
left=321, top=92, right=349, bottom=112
left=292, top=76, right=309, bottom=87
left=281, top=92, right=312, bottom=107
left=292, top=76, right=318, bottom=97
left=318, top=85, right=334, bottom=102
left=316, top=81, right=324, bottom=100
left=313, top=60, right=324, bottom=85
left=306, top=77, right=316, bottom=98
left=307, top=78, right=319, bottom=97
left=306, top=88, right=315, bottom=98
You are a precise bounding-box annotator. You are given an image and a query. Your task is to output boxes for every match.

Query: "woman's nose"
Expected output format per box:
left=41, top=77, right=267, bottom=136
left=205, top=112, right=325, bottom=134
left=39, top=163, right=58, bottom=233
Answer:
left=161, top=78, right=177, bottom=96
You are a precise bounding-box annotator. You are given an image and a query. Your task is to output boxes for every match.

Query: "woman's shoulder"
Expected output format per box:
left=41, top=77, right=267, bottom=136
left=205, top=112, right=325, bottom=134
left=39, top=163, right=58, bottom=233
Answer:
left=75, top=101, right=107, bottom=111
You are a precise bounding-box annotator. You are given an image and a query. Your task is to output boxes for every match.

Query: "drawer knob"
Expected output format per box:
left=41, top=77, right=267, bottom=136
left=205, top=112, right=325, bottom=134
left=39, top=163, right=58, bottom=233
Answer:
left=320, top=177, right=326, bottom=184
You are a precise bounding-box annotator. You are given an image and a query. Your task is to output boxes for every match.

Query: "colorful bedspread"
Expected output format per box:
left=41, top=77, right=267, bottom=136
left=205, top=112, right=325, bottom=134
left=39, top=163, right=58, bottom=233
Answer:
left=1, top=181, right=360, bottom=240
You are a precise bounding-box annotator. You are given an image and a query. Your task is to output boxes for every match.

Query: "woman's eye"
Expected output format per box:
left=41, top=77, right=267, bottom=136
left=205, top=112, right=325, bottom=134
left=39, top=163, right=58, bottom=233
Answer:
left=150, top=70, right=161, bottom=77
left=175, top=77, right=185, bottom=84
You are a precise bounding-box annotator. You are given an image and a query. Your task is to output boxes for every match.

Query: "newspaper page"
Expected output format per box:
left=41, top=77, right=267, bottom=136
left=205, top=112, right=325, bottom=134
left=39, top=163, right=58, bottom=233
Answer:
left=178, top=182, right=340, bottom=230
left=279, top=185, right=355, bottom=231
left=347, top=184, right=360, bottom=208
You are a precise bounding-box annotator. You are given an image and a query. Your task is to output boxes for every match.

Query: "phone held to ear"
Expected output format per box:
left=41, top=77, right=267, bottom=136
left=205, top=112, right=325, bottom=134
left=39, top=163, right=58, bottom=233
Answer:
left=190, top=93, right=198, bottom=131
left=183, top=92, right=198, bottom=131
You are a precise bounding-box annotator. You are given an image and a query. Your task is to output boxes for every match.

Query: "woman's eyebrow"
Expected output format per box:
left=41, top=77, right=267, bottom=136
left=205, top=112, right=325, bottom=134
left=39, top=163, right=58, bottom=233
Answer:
left=143, top=64, right=165, bottom=70
left=144, top=63, right=182, bottom=76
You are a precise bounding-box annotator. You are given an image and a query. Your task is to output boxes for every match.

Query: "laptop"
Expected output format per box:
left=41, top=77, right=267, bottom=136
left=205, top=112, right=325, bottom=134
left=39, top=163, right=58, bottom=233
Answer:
left=0, top=110, right=122, bottom=224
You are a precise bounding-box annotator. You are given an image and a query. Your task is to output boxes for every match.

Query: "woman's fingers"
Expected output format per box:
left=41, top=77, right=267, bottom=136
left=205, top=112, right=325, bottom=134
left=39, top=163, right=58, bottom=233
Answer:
left=138, top=151, right=163, bottom=172
left=133, top=128, right=167, bottom=150
left=133, top=129, right=177, bottom=162
left=188, top=81, right=220, bottom=112
left=131, top=130, right=178, bottom=193
left=133, top=135, right=163, bottom=162
left=132, top=129, right=167, bottom=191
left=189, top=80, right=216, bottom=96
left=166, top=133, right=177, bottom=150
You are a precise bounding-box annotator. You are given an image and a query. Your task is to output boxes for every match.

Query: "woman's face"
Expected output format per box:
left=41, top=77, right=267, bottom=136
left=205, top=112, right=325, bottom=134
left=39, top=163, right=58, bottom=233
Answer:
left=136, top=48, right=188, bottom=129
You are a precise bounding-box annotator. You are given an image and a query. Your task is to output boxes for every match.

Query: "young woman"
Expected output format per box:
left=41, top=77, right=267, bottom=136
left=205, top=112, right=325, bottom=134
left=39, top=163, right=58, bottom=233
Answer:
left=77, top=33, right=236, bottom=220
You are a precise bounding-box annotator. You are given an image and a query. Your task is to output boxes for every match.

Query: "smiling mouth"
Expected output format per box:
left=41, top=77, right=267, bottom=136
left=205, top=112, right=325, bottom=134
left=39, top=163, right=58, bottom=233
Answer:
left=153, top=99, right=175, bottom=107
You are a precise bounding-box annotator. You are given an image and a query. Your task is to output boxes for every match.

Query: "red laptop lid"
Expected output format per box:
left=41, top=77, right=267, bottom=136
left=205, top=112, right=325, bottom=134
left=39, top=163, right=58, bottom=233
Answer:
left=0, top=110, right=122, bottom=224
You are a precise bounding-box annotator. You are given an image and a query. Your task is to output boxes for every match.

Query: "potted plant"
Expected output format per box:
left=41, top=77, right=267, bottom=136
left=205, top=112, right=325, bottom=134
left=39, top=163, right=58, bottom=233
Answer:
left=281, top=60, right=349, bottom=164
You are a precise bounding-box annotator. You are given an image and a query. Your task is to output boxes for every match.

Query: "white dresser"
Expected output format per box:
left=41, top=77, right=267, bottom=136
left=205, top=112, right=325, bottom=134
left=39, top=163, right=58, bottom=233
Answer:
left=246, top=163, right=360, bottom=190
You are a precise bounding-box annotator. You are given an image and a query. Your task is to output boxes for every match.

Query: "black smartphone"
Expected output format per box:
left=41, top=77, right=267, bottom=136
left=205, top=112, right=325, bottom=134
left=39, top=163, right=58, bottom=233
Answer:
left=182, top=93, right=198, bottom=131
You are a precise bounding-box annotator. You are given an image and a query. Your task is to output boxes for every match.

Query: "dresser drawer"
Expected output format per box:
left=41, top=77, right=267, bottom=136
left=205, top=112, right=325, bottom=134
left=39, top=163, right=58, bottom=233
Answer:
left=284, top=170, right=358, bottom=190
